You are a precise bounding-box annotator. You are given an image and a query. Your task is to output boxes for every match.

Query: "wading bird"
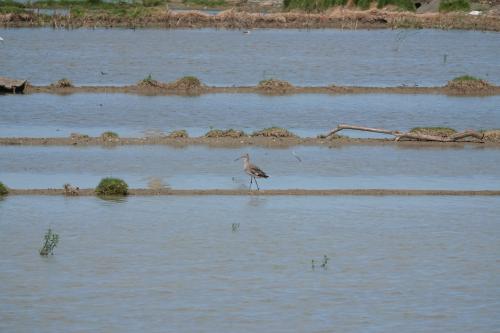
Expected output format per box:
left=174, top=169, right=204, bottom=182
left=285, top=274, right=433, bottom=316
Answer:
left=235, top=153, right=269, bottom=190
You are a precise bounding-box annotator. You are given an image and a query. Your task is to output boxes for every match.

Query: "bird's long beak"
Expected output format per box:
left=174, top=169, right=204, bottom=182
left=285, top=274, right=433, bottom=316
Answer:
left=234, top=157, right=241, bottom=162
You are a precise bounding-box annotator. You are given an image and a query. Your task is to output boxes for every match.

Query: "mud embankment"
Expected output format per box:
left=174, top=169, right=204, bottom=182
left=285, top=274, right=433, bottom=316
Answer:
left=1, top=9, right=500, bottom=31
left=23, top=84, right=500, bottom=96
left=6, top=188, right=500, bottom=196
left=1, top=136, right=500, bottom=148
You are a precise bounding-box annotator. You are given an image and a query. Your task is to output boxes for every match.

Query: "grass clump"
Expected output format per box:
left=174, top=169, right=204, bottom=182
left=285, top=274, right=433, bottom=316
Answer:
left=70, top=132, right=90, bottom=140
left=96, top=177, right=128, bottom=196
left=100, top=131, right=119, bottom=141
left=481, top=130, right=500, bottom=142
left=137, top=74, right=164, bottom=88
left=410, top=127, right=457, bottom=137
left=446, top=75, right=492, bottom=92
left=0, top=182, right=8, bottom=196
left=205, top=129, right=246, bottom=138
left=51, top=78, right=73, bottom=88
left=439, top=0, right=470, bottom=12
left=167, top=76, right=203, bottom=91
left=377, top=0, right=415, bottom=11
left=257, top=79, right=294, bottom=93
left=284, top=0, right=347, bottom=12
left=39, top=228, right=59, bottom=256
left=167, top=129, right=189, bottom=138
left=252, top=127, right=297, bottom=138
left=183, top=0, right=226, bottom=7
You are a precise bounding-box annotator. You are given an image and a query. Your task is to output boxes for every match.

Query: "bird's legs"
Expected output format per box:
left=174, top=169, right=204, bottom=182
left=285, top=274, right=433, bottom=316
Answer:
left=249, top=176, right=253, bottom=190
left=254, top=177, right=260, bottom=190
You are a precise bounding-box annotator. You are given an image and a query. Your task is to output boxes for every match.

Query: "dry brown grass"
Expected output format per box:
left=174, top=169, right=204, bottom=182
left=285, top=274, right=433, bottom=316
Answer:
left=205, top=129, right=246, bottom=138
left=257, top=79, right=294, bottom=93
left=1, top=9, right=500, bottom=30
left=252, top=127, right=297, bottom=138
left=410, top=127, right=457, bottom=137
left=482, top=130, right=500, bottom=142
left=51, top=78, right=73, bottom=88
left=167, top=130, right=189, bottom=138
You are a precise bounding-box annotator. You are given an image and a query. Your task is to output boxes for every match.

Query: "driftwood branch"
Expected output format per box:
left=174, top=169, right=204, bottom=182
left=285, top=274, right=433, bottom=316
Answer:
left=326, top=124, right=484, bottom=142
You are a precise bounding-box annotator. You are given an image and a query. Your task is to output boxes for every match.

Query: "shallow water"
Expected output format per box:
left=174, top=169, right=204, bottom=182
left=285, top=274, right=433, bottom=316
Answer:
left=1, top=93, right=499, bottom=138
left=0, top=195, right=499, bottom=332
left=1, top=29, right=499, bottom=86
left=1, top=145, right=499, bottom=190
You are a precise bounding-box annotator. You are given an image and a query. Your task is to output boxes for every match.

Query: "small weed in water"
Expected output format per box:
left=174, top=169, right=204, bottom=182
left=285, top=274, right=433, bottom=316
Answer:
left=232, top=223, right=240, bottom=232
left=40, top=228, right=59, bottom=256
left=312, top=255, right=329, bottom=271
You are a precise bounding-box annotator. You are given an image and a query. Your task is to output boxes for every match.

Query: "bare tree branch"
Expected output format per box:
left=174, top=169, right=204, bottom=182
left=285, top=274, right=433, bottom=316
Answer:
left=326, top=124, right=484, bottom=143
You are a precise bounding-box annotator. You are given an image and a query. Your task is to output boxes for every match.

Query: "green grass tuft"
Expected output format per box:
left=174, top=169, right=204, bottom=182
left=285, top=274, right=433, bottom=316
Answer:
left=182, top=0, right=226, bottom=7
left=284, top=0, right=347, bottom=12
left=377, top=0, right=415, bottom=11
left=439, top=0, right=470, bottom=12
left=101, top=131, right=119, bottom=139
left=96, top=177, right=128, bottom=196
left=451, top=75, right=481, bottom=82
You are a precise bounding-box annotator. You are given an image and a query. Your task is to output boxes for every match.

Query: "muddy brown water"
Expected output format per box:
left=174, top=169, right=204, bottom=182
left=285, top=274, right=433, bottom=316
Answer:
left=1, top=93, right=499, bottom=138
left=0, top=195, right=499, bottom=332
left=1, top=145, right=500, bottom=190
left=0, top=28, right=499, bottom=86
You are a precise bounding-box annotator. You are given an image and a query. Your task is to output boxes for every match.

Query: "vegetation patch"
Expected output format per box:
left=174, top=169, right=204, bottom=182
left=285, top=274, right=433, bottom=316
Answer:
left=445, top=75, right=492, bottom=92
left=205, top=129, right=246, bottom=138
left=252, top=127, right=297, bottom=138
left=257, top=79, right=294, bottom=93
left=410, top=127, right=457, bottom=137
left=70, top=132, right=90, bottom=140
left=100, top=131, right=119, bottom=141
left=167, top=129, right=189, bottom=138
left=183, top=0, right=226, bottom=7
left=96, top=177, right=128, bottom=196
left=284, top=0, right=347, bottom=12
left=166, top=76, right=203, bottom=91
left=0, top=181, right=8, bottom=195
left=39, top=228, right=59, bottom=256
left=481, top=130, right=500, bottom=142
left=377, top=0, right=415, bottom=11
left=439, top=0, right=470, bottom=12
left=137, top=74, right=165, bottom=88
left=51, top=78, right=73, bottom=88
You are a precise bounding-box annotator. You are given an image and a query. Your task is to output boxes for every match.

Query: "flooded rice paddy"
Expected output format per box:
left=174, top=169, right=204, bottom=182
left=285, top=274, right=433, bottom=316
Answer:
left=0, top=29, right=499, bottom=86
left=1, top=93, right=499, bottom=138
left=1, top=195, right=499, bottom=332
left=1, top=145, right=500, bottom=190
left=1, top=26, right=499, bottom=332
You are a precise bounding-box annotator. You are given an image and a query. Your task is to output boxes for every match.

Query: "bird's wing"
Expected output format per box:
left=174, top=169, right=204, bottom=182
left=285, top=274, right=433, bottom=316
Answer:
left=249, top=164, right=269, bottom=178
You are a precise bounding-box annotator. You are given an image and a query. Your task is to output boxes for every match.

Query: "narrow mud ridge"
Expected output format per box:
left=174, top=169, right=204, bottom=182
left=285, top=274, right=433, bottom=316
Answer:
left=22, top=85, right=500, bottom=96
left=1, top=137, right=499, bottom=147
left=6, top=189, right=500, bottom=196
